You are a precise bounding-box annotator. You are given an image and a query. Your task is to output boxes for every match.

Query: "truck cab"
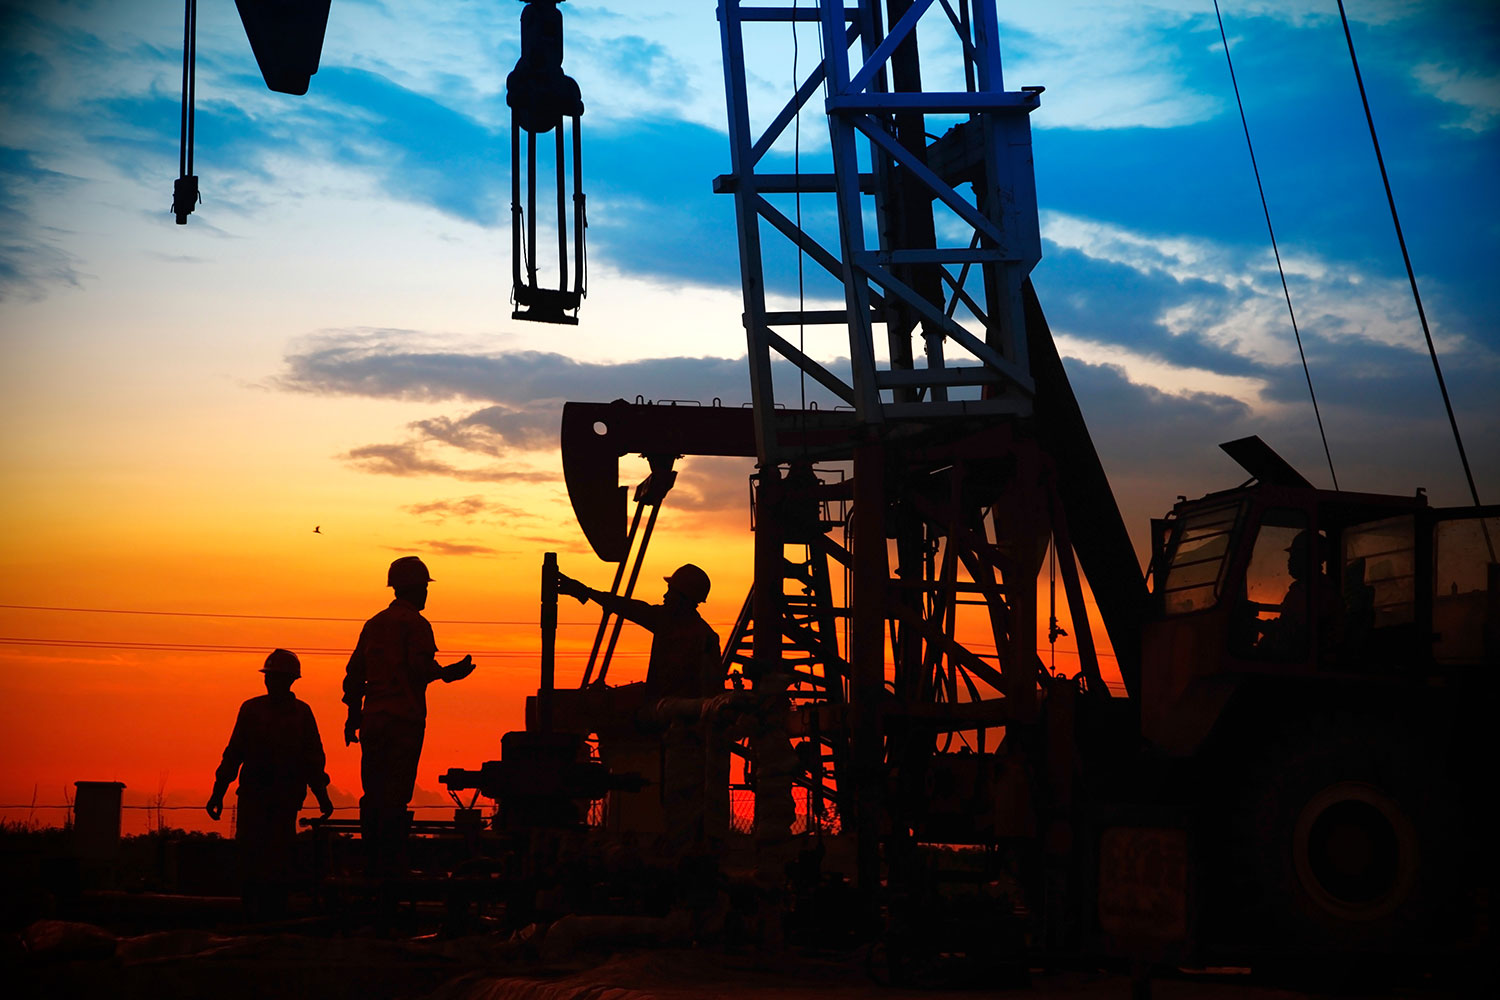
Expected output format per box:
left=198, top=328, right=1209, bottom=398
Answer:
left=1132, top=438, right=1496, bottom=956
left=1140, top=440, right=1497, bottom=755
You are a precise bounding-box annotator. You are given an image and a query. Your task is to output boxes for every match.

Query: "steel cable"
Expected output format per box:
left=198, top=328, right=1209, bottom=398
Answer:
left=1212, top=0, right=1339, bottom=489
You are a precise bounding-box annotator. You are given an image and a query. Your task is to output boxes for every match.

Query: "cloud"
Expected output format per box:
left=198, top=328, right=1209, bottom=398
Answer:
left=665, top=456, right=757, bottom=515
left=0, top=147, right=84, bottom=300
left=341, top=441, right=553, bottom=483
left=277, top=328, right=753, bottom=404
left=1412, top=62, right=1500, bottom=132
left=414, top=539, right=498, bottom=557
left=1040, top=210, right=1480, bottom=370
left=402, top=495, right=535, bottom=523
left=411, top=405, right=557, bottom=455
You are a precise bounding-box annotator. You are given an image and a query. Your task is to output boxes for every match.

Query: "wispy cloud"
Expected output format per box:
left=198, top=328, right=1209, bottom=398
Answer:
left=341, top=441, right=553, bottom=483
left=1412, top=62, right=1500, bottom=132
left=276, top=328, right=753, bottom=404
left=415, top=539, right=498, bottom=557
left=1041, top=210, right=1477, bottom=368
left=402, top=495, right=535, bottom=523
left=0, top=147, right=84, bottom=300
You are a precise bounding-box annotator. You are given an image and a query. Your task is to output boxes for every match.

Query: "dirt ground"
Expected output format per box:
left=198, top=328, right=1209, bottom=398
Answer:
left=10, top=922, right=1472, bottom=1000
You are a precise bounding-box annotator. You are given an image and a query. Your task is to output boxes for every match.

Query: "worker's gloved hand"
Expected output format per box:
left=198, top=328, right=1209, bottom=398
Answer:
left=443, top=654, right=476, bottom=682
left=344, top=713, right=361, bottom=746
left=556, top=573, right=588, bottom=603
left=205, top=793, right=223, bottom=821
left=315, top=789, right=335, bottom=820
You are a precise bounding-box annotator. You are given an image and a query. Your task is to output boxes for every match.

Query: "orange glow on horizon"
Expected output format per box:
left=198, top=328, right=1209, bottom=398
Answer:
left=1, top=475, right=1131, bottom=835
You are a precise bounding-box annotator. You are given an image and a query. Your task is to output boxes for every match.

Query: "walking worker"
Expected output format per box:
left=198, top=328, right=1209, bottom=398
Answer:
left=342, top=555, right=476, bottom=875
left=206, top=648, right=334, bottom=921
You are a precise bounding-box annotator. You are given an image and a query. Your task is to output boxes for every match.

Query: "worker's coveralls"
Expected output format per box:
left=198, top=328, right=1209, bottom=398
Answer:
left=213, top=693, right=331, bottom=919
left=342, top=598, right=445, bottom=873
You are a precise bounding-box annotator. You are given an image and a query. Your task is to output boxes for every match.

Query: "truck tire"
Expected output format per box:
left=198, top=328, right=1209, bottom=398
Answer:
left=1235, top=710, right=1454, bottom=956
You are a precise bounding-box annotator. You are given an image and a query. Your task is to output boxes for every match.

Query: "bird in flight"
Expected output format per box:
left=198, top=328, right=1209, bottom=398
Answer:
left=313, top=526, right=322, bottom=534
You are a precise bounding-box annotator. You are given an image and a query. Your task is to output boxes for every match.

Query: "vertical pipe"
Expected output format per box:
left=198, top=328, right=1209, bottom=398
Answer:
left=572, top=116, right=586, bottom=298
left=539, top=551, right=557, bottom=732
left=555, top=125, right=568, bottom=292
left=850, top=442, right=888, bottom=898
left=511, top=121, right=524, bottom=293
left=526, top=129, right=539, bottom=289
left=752, top=467, right=786, bottom=683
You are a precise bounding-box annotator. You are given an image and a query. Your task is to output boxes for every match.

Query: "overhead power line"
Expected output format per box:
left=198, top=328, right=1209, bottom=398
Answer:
left=0, top=804, right=460, bottom=812
left=0, top=603, right=539, bottom=626
left=0, top=635, right=1113, bottom=663
left=1213, top=0, right=1338, bottom=490
left=1334, top=0, right=1485, bottom=520
left=0, top=637, right=647, bottom=658
left=0, top=604, right=740, bottom=629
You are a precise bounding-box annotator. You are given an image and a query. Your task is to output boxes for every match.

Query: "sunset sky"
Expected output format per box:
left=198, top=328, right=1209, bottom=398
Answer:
left=2, top=0, right=1496, bottom=832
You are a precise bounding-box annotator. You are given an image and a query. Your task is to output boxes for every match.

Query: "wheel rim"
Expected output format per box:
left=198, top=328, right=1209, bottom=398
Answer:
left=1292, top=780, right=1417, bottom=921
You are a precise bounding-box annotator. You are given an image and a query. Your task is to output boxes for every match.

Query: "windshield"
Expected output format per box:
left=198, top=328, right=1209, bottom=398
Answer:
left=1162, top=502, right=1242, bottom=615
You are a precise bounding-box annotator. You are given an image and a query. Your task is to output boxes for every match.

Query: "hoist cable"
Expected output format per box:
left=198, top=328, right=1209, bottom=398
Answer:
left=185, top=0, right=196, bottom=178
left=178, top=0, right=192, bottom=179
left=174, top=0, right=198, bottom=223
left=1212, top=0, right=1339, bottom=490
left=1335, top=0, right=1485, bottom=513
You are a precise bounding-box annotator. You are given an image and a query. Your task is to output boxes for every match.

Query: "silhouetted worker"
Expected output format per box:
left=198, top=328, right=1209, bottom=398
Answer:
left=557, top=564, right=725, bottom=870
left=556, top=564, right=722, bottom=699
left=1263, top=529, right=1340, bottom=656
left=342, top=555, right=476, bottom=876
left=206, top=648, right=333, bottom=921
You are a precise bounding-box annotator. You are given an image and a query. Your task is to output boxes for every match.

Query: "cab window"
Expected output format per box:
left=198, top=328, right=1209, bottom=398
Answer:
left=1232, top=509, right=1320, bottom=660
left=1342, top=516, right=1415, bottom=631
left=1162, top=502, right=1242, bottom=615
left=1432, top=515, right=1499, bottom=664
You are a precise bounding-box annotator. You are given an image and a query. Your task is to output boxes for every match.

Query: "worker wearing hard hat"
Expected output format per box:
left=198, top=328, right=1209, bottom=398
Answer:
left=1260, top=529, right=1340, bottom=657
left=206, top=648, right=334, bottom=920
left=342, top=555, right=476, bottom=876
left=556, top=563, right=721, bottom=699
left=556, top=564, right=725, bottom=869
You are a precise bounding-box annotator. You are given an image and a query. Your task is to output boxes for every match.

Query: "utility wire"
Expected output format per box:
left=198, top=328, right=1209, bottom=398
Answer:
left=1334, top=0, right=1486, bottom=521
left=0, top=603, right=581, bottom=626
left=1, top=804, right=459, bottom=811
left=0, top=637, right=647, bottom=658
left=0, top=604, right=735, bottom=628
left=0, top=638, right=1116, bottom=659
left=1212, top=0, right=1339, bottom=490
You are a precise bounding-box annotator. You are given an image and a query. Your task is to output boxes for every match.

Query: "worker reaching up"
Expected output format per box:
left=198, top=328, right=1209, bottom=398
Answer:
left=343, top=555, right=476, bottom=876
left=556, top=563, right=722, bottom=698
left=557, top=563, right=727, bottom=874
left=206, top=648, right=333, bottom=921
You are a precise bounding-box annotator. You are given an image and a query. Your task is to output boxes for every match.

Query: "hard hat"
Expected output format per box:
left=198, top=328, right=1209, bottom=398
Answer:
left=388, top=555, right=434, bottom=588
left=262, top=648, right=302, bottom=678
left=664, top=563, right=711, bottom=604
left=1285, top=530, right=1330, bottom=559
